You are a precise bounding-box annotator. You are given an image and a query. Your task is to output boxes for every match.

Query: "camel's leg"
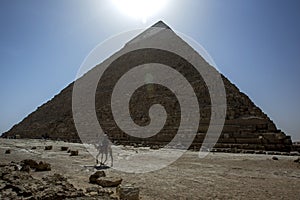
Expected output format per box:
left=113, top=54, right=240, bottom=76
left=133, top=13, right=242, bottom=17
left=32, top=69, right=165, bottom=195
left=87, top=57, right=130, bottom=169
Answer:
left=96, top=151, right=101, bottom=164
left=109, top=147, right=113, bottom=167
left=100, top=151, right=104, bottom=165
left=103, top=152, right=108, bottom=164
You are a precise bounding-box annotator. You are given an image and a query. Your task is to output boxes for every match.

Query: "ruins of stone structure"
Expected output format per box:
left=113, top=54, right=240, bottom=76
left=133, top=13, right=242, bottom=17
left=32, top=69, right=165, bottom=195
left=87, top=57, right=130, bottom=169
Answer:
left=2, top=21, right=292, bottom=152
left=0, top=162, right=116, bottom=199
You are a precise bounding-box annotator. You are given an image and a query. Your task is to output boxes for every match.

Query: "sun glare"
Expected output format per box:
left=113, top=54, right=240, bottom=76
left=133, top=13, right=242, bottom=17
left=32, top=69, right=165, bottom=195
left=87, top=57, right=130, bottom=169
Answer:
left=112, top=0, right=169, bottom=23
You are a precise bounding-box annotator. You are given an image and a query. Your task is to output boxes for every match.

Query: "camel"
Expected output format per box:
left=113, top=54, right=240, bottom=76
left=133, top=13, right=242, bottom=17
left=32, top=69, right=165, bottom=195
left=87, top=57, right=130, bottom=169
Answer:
left=95, top=135, right=113, bottom=167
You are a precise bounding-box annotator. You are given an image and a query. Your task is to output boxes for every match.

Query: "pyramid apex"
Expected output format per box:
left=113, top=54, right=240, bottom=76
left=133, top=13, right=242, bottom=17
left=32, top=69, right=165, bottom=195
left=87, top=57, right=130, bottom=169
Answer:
left=151, top=21, right=171, bottom=29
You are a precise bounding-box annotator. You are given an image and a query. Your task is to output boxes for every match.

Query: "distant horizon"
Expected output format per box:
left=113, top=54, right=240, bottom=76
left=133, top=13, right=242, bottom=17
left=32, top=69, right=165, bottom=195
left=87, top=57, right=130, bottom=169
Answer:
left=1, top=0, right=299, bottom=141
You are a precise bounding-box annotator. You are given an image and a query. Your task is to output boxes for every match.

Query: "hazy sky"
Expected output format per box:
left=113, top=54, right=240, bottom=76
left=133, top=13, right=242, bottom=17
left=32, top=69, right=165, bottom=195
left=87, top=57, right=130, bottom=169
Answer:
left=1, top=0, right=299, bottom=141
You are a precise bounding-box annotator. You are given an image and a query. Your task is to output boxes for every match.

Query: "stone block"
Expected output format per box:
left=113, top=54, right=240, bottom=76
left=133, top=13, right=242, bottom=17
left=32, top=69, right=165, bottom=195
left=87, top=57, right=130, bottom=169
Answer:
left=117, top=184, right=140, bottom=200
left=70, top=150, right=78, bottom=156
left=45, top=146, right=52, bottom=150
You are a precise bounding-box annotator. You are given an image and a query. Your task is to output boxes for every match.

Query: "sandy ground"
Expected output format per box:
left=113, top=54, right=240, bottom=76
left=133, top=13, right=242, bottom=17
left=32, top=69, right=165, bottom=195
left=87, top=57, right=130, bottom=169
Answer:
left=0, top=138, right=300, bottom=200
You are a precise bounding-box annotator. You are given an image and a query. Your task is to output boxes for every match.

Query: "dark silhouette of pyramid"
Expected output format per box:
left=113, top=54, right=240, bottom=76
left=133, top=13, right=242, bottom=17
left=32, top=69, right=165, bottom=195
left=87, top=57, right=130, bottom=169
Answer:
left=2, top=21, right=292, bottom=152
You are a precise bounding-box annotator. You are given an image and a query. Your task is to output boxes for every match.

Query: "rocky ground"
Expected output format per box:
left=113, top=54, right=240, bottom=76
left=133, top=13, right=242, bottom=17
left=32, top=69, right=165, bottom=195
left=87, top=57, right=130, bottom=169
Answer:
left=0, top=139, right=300, bottom=199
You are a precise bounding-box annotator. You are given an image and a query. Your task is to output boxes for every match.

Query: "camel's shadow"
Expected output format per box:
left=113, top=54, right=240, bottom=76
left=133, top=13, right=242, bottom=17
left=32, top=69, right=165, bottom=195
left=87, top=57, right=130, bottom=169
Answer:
left=94, top=165, right=110, bottom=170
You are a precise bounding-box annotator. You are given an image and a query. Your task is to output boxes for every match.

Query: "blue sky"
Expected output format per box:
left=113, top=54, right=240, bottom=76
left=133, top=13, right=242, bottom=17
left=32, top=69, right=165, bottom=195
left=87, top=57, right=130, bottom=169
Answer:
left=0, top=0, right=299, bottom=140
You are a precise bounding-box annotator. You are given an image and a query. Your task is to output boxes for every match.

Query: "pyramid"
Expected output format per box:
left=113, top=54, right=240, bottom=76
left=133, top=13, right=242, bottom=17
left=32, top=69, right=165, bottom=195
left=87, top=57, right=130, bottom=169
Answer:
left=2, top=21, right=292, bottom=152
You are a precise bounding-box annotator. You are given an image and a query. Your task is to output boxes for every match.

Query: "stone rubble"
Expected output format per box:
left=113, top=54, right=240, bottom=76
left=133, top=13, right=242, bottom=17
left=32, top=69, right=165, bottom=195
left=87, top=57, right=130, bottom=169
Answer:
left=0, top=162, right=119, bottom=200
left=0, top=164, right=84, bottom=199
left=21, top=159, right=51, bottom=172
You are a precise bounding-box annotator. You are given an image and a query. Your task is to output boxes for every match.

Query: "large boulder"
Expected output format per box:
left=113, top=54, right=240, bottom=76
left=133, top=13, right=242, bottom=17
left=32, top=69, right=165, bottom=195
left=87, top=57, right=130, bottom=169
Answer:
left=117, top=184, right=140, bottom=200
left=96, top=177, right=122, bottom=187
left=89, top=171, right=106, bottom=183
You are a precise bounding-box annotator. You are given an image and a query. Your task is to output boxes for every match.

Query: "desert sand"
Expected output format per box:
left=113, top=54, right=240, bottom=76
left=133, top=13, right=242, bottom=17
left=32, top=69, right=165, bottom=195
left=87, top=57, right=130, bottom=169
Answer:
left=1, top=138, right=300, bottom=199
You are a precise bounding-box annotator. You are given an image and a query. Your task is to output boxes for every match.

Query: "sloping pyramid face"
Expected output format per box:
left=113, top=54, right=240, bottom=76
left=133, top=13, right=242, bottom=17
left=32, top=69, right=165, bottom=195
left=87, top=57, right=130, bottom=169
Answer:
left=2, top=21, right=292, bottom=152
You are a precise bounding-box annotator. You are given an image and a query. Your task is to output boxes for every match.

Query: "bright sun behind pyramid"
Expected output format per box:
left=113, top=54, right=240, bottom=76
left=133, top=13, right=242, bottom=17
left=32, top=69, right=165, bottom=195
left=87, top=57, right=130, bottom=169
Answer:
left=112, top=0, right=169, bottom=23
